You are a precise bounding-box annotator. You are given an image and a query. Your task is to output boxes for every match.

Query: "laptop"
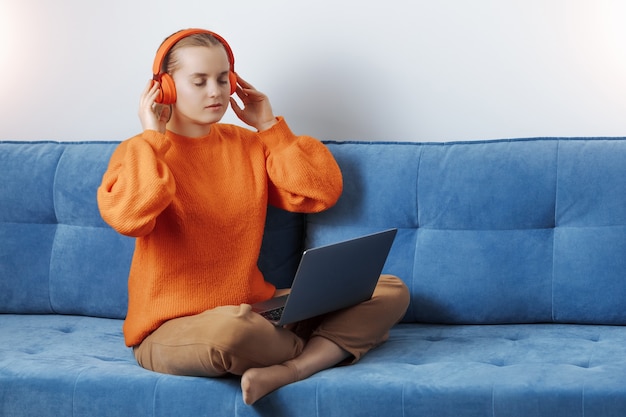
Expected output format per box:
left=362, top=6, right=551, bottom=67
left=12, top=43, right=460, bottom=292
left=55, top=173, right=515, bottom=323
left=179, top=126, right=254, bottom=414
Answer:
left=251, top=228, right=397, bottom=326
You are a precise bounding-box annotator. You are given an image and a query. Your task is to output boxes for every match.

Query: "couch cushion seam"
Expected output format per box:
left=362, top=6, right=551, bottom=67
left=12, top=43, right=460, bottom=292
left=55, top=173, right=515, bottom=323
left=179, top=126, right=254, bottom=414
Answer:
left=48, top=145, right=66, bottom=314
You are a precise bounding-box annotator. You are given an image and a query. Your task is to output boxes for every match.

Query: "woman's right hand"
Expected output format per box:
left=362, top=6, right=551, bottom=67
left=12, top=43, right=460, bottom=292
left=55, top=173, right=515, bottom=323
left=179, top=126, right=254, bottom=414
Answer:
left=138, top=80, right=171, bottom=134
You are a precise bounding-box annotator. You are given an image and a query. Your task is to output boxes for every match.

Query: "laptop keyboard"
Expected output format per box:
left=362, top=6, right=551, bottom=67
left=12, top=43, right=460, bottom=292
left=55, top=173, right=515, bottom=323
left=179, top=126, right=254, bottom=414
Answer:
left=260, top=306, right=284, bottom=322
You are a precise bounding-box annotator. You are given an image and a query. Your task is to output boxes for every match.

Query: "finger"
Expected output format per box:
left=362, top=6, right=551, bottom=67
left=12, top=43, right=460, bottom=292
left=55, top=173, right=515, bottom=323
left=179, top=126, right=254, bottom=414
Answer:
left=140, top=81, right=152, bottom=105
left=229, top=97, right=242, bottom=116
left=141, top=81, right=158, bottom=106
left=235, top=75, right=255, bottom=90
left=148, top=81, right=161, bottom=99
left=145, top=80, right=161, bottom=95
left=146, top=86, right=165, bottom=114
left=239, top=88, right=266, bottom=103
left=234, top=84, right=250, bottom=103
left=141, top=80, right=153, bottom=95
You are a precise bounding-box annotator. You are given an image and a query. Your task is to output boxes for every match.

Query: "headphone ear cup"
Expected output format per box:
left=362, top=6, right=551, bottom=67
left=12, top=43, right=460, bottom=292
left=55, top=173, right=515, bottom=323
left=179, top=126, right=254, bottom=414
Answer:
left=228, top=71, right=237, bottom=95
left=157, top=73, right=177, bottom=104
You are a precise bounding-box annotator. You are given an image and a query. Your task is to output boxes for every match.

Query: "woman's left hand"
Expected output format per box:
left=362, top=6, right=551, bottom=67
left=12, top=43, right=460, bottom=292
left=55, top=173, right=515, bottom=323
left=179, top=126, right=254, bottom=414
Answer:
left=230, top=75, right=278, bottom=132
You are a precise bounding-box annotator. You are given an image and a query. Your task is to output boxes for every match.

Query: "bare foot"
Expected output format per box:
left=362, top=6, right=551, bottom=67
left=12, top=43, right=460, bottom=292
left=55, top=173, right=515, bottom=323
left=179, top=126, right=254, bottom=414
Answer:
left=241, top=362, right=299, bottom=405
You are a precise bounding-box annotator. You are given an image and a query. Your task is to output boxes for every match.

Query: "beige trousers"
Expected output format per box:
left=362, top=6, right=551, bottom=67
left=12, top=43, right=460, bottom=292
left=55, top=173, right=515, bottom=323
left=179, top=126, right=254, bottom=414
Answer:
left=133, top=274, right=409, bottom=377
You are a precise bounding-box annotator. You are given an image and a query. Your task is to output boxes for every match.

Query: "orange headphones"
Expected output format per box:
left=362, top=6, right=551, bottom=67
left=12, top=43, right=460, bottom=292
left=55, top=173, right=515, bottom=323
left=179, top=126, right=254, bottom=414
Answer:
left=152, top=28, right=237, bottom=104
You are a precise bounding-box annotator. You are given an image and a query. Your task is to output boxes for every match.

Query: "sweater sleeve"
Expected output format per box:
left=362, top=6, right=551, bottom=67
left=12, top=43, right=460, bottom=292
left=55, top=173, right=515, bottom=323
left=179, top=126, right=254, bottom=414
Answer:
left=97, top=130, right=176, bottom=237
left=259, top=117, right=343, bottom=213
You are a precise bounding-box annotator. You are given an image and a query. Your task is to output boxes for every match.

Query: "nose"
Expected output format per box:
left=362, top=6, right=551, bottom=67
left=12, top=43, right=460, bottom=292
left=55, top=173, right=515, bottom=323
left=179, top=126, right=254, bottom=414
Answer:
left=206, top=80, right=220, bottom=97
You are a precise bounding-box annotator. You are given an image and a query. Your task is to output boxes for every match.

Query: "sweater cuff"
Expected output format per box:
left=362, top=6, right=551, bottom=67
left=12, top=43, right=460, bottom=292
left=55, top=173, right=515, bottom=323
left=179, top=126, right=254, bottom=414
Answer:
left=258, top=116, right=295, bottom=150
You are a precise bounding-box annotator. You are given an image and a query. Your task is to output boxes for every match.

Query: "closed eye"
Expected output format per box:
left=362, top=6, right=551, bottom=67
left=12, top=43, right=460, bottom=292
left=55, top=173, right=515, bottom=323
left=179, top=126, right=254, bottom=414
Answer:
left=189, top=71, right=229, bottom=88
left=191, top=74, right=207, bottom=87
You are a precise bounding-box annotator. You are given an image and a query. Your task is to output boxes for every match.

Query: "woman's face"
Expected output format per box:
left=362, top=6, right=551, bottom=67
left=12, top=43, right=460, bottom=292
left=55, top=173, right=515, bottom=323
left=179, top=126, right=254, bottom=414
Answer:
left=168, top=45, right=232, bottom=137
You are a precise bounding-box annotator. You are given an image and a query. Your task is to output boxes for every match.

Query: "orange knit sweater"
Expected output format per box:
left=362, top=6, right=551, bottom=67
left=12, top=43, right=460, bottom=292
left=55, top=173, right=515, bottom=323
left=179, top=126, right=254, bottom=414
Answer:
left=97, top=117, right=342, bottom=347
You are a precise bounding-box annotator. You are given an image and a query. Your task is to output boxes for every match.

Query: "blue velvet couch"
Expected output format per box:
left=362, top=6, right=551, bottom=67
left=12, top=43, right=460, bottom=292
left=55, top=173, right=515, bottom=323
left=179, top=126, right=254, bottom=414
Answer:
left=2, top=137, right=626, bottom=417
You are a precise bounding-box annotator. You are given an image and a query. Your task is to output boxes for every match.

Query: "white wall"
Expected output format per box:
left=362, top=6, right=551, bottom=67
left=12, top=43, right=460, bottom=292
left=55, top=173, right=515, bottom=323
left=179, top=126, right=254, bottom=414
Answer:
left=1, top=0, right=625, bottom=142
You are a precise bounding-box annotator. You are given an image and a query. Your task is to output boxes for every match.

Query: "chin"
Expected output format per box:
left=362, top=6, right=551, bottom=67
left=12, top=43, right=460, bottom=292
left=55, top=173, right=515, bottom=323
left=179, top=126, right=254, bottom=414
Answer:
left=204, top=113, right=227, bottom=124
left=197, top=116, right=223, bottom=125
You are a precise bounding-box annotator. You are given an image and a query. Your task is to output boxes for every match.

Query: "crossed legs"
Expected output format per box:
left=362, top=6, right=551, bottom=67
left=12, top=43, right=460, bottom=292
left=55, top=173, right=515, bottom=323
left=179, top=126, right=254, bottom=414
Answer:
left=241, top=274, right=409, bottom=404
left=241, top=336, right=349, bottom=404
left=133, top=274, right=409, bottom=405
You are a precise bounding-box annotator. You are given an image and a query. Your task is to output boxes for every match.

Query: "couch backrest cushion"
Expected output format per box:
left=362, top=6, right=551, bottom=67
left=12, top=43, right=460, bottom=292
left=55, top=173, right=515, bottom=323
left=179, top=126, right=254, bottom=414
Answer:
left=0, top=141, right=303, bottom=319
left=308, top=138, right=626, bottom=325
left=0, top=142, right=133, bottom=318
left=4, top=138, right=625, bottom=325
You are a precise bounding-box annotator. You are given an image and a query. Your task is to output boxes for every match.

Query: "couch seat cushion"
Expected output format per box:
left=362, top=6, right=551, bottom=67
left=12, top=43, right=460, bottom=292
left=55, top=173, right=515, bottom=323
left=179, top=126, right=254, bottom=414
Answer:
left=2, top=315, right=625, bottom=417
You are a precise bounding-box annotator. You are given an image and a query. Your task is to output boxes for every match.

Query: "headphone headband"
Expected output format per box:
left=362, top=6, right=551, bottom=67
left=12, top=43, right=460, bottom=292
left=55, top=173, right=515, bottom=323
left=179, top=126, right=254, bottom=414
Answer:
left=152, top=28, right=235, bottom=77
left=152, top=28, right=237, bottom=103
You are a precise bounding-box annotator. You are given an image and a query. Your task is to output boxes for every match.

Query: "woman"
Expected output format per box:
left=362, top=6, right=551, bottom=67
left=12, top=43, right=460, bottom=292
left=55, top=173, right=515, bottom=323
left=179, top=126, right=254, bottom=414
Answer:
left=97, top=29, right=409, bottom=405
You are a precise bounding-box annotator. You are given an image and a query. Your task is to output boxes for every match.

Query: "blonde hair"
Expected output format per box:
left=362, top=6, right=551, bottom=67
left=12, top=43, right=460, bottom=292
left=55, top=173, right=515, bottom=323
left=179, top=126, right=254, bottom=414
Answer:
left=162, top=32, right=225, bottom=74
